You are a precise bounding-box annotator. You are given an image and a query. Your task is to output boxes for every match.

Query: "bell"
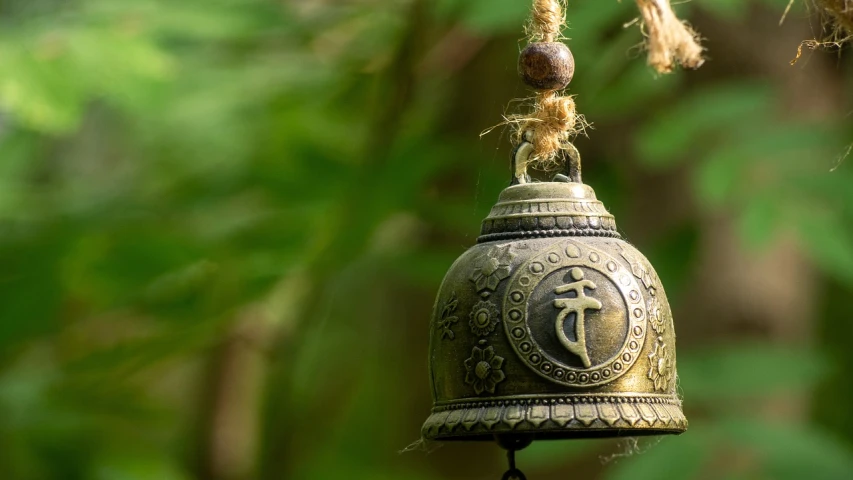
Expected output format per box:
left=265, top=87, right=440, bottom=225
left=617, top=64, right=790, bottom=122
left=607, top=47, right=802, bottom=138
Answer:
left=421, top=142, right=687, bottom=445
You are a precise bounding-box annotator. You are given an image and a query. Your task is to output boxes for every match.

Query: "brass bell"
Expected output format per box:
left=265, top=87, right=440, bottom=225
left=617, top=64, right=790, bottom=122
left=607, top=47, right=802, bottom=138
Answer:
left=421, top=142, right=686, bottom=446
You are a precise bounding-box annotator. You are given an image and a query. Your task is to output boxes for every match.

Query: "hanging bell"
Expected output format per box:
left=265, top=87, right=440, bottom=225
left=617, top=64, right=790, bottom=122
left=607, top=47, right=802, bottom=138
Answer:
left=421, top=142, right=687, bottom=443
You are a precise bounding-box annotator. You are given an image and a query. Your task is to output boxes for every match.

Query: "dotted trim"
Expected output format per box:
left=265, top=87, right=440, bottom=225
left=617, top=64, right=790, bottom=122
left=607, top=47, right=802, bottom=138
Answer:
left=432, top=395, right=681, bottom=412
left=478, top=228, right=621, bottom=243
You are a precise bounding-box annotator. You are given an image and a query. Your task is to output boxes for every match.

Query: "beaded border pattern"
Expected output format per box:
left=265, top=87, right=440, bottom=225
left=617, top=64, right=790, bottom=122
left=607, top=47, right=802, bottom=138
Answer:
left=433, top=393, right=680, bottom=410
left=478, top=227, right=620, bottom=243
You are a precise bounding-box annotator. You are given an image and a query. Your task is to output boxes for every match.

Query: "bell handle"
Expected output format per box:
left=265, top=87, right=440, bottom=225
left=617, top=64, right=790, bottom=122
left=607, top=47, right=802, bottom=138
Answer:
left=511, top=131, right=534, bottom=185
left=562, top=143, right=582, bottom=184
left=511, top=130, right=582, bottom=185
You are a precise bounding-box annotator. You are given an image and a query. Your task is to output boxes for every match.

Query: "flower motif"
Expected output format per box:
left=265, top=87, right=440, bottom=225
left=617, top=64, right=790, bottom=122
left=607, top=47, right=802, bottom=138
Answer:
left=464, top=345, right=506, bottom=395
left=470, top=244, right=515, bottom=296
left=469, top=300, right=500, bottom=336
left=648, top=339, right=673, bottom=392
left=619, top=245, right=657, bottom=290
left=648, top=295, right=667, bottom=335
left=436, top=292, right=460, bottom=340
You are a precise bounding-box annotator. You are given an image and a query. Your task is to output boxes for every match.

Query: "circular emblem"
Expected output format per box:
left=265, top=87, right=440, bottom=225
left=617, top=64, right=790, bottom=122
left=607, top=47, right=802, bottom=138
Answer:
left=502, top=240, right=646, bottom=387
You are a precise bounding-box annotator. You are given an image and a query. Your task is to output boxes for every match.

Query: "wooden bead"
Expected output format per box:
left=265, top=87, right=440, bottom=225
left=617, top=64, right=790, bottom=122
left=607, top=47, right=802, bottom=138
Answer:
left=518, top=42, right=575, bottom=91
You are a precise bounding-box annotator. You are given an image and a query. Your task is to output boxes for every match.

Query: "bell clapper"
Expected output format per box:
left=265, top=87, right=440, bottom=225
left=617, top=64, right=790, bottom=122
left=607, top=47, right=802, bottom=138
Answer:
left=500, top=450, right=526, bottom=480
left=564, top=142, right=582, bottom=183
left=496, top=434, right=533, bottom=480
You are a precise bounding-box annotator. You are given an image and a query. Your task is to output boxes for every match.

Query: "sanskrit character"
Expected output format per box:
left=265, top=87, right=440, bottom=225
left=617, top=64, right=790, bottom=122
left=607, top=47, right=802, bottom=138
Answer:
left=553, top=267, right=602, bottom=368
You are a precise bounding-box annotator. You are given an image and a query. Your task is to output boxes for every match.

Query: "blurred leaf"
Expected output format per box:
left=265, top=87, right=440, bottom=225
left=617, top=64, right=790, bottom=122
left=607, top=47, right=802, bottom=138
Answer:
left=694, top=0, right=749, bottom=19
left=458, top=0, right=530, bottom=33
left=521, top=439, right=599, bottom=470
left=92, top=453, right=190, bottom=480
left=642, top=223, right=699, bottom=303
left=604, top=431, right=714, bottom=480
left=592, top=61, right=680, bottom=117
left=0, top=46, right=86, bottom=132
left=693, top=146, right=744, bottom=208
left=720, top=418, right=853, bottom=480
left=0, top=131, right=42, bottom=218
left=637, top=83, right=773, bottom=169
left=796, top=210, right=853, bottom=286
left=737, top=191, right=781, bottom=249
left=387, top=249, right=462, bottom=287
left=678, top=344, right=828, bottom=400
left=0, top=228, right=66, bottom=347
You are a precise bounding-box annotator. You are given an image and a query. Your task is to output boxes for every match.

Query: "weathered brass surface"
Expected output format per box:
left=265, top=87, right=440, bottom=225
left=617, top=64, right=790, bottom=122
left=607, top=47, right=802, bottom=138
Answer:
left=422, top=178, right=686, bottom=441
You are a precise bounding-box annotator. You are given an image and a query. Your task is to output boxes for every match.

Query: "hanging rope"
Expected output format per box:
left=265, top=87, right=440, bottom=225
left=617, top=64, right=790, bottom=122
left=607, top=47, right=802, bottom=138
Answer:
left=527, top=0, right=564, bottom=42
left=634, top=0, right=704, bottom=73
left=508, top=0, right=586, bottom=173
left=815, top=0, right=853, bottom=41
left=495, top=0, right=703, bottom=176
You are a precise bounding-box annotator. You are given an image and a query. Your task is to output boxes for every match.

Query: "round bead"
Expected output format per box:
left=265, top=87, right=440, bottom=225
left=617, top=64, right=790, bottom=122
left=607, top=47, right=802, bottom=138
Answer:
left=518, top=42, right=575, bottom=91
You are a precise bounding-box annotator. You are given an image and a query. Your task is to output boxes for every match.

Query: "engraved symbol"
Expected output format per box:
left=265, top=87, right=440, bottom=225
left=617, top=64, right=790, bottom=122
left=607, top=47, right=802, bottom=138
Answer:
left=553, top=268, right=602, bottom=368
left=470, top=244, right=515, bottom=297
left=648, top=294, right=667, bottom=335
left=463, top=345, right=506, bottom=395
left=648, top=337, right=673, bottom=392
left=503, top=240, right=647, bottom=387
left=469, top=300, right=500, bottom=336
left=436, top=292, right=459, bottom=340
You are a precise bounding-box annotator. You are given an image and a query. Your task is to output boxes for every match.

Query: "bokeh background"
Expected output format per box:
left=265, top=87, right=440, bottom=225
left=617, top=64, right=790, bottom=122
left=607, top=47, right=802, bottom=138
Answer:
left=1, top=0, right=852, bottom=479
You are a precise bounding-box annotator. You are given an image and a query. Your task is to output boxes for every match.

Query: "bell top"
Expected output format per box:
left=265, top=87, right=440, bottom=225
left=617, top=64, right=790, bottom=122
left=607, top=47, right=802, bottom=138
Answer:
left=479, top=182, right=619, bottom=243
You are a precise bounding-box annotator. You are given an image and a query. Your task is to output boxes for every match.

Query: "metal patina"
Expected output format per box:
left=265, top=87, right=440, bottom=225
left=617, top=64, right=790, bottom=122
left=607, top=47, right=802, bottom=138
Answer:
left=422, top=139, right=686, bottom=445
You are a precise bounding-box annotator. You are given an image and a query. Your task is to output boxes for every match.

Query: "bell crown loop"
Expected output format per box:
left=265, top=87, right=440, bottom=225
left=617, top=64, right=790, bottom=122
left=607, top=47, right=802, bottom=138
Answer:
left=511, top=130, right=583, bottom=186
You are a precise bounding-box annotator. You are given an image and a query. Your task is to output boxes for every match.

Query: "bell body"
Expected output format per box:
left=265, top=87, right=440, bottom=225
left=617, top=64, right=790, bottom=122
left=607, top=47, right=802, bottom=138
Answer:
left=422, top=181, right=686, bottom=441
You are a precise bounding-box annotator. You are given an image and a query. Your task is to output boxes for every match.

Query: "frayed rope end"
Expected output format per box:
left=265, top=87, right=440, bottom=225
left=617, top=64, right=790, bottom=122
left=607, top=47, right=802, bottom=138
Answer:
left=399, top=437, right=443, bottom=455
left=635, top=0, right=705, bottom=74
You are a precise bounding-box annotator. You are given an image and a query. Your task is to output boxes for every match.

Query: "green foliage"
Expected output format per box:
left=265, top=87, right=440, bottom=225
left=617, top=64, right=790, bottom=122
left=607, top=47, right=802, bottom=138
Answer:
left=0, top=0, right=850, bottom=479
left=604, top=344, right=853, bottom=480
left=605, top=433, right=711, bottom=480
left=678, top=343, right=827, bottom=400
left=637, top=79, right=853, bottom=285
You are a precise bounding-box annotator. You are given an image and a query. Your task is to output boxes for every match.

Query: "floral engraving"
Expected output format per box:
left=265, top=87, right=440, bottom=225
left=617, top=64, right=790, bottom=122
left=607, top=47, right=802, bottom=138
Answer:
left=436, top=292, right=460, bottom=340
left=647, top=338, right=673, bottom=392
left=470, top=244, right=515, bottom=297
left=469, top=300, right=500, bottom=336
left=619, top=245, right=657, bottom=291
left=648, top=293, right=666, bottom=335
left=464, top=345, right=506, bottom=395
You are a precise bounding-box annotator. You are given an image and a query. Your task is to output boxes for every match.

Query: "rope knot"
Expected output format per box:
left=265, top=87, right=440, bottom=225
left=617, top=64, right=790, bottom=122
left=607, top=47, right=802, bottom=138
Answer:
left=514, top=93, right=585, bottom=170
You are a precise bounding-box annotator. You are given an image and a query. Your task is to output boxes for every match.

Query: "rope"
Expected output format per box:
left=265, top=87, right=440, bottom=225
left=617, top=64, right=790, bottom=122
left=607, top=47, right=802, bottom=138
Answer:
left=512, top=0, right=586, bottom=171
left=635, top=0, right=704, bottom=73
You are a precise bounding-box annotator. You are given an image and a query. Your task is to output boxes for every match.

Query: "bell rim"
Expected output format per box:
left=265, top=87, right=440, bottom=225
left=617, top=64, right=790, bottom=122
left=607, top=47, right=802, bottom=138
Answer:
left=424, top=428, right=687, bottom=442
left=421, top=394, right=687, bottom=441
